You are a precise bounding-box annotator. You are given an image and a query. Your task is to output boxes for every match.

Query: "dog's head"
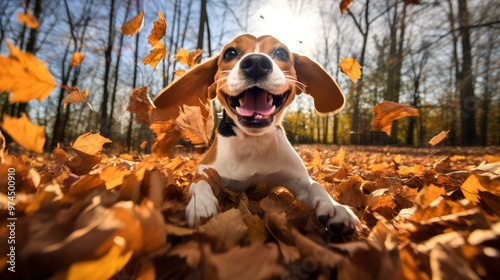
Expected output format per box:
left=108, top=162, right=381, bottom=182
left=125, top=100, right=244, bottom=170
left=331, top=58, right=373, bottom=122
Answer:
left=151, top=34, right=344, bottom=136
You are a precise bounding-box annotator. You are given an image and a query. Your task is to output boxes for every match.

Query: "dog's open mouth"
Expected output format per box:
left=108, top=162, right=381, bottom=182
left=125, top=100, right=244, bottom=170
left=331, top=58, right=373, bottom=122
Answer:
left=226, top=87, right=289, bottom=127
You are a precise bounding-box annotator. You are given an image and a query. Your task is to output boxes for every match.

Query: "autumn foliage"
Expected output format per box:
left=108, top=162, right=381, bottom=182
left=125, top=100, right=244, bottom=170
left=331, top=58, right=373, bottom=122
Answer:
left=1, top=5, right=500, bottom=280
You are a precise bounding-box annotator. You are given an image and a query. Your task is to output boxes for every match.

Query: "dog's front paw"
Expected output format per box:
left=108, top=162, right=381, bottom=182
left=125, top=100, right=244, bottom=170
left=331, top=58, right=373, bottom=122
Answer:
left=315, top=200, right=361, bottom=236
left=185, top=188, right=219, bottom=227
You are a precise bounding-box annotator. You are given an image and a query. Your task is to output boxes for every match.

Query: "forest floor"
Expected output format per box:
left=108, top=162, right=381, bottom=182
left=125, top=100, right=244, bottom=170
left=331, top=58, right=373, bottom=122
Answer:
left=1, top=143, right=500, bottom=279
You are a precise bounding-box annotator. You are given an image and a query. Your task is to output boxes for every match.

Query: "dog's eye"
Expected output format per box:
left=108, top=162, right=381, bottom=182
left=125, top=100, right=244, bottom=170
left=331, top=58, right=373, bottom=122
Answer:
left=274, top=48, right=288, bottom=61
left=224, top=48, right=238, bottom=61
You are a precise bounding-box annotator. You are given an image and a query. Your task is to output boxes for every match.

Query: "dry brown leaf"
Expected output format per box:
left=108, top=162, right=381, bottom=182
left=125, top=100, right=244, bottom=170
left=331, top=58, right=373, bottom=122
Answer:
left=243, top=213, right=267, bottom=243
left=202, top=243, right=283, bottom=280
left=340, top=0, right=353, bottom=13
left=62, top=86, right=91, bottom=109
left=0, top=42, right=56, bottom=103
left=72, top=132, right=111, bottom=155
left=148, top=11, right=167, bottom=46
left=398, top=164, right=425, bottom=177
left=414, top=184, right=446, bottom=209
left=175, top=48, right=203, bottom=68
left=17, top=11, right=39, bottom=29
left=70, top=52, right=85, bottom=67
left=198, top=208, right=247, bottom=251
left=1, top=113, right=45, bottom=153
left=335, top=175, right=366, bottom=208
left=125, top=87, right=155, bottom=123
left=143, top=41, right=167, bottom=69
left=330, top=146, right=345, bottom=167
left=471, top=162, right=500, bottom=181
left=121, top=11, right=144, bottom=37
left=366, top=188, right=397, bottom=219
left=485, top=154, right=500, bottom=163
left=66, top=150, right=102, bottom=176
left=176, top=104, right=214, bottom=146
left=173, top=69, right=186, bottom=78
left=371, top=101, right=419, bottom=136
left=339, top=57, right=362, bottom=83
left=428, top=130, right=450, bottom=146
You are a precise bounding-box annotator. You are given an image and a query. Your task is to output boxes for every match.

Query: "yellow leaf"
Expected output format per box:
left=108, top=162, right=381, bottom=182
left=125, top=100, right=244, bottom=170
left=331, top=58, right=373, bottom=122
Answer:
left=120, top=11, right=144, bottom=37
left=340, top=0, right=353, bottom=13
left=339, top=57, right=362, bottom=83
left=175, top=48, right=203, bottom=68
left=1, top=113, right=45, bottom=153
left=72, top=132, right=111, bottom=155
left=148, top=11, right=167, bottom=46
left=70, top=52, right=85, bottom=67
left=428, top=130, right=450, bottom=146
left=370, top=101, right=419, bottom=136
left=143, top=41, right=167, bottom=69
left=0, top=42, right=56, bottom=103
left=63, top=86, right=90, bottom=108
left=17, top=12, right=39, bottom=29
left=173, top=69, right=186, bottom=78
left=67, top=238, right=133, bottom=280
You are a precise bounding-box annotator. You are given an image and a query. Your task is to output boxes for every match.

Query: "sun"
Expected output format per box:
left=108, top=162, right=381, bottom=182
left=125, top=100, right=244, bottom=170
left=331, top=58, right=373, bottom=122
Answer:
left=250, top=1, right=321, bottom=54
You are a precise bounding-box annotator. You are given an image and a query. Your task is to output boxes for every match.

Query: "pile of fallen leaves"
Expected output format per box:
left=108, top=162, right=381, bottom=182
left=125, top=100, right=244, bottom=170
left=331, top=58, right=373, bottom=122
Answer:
left=1, top=130, right=499, bottom=279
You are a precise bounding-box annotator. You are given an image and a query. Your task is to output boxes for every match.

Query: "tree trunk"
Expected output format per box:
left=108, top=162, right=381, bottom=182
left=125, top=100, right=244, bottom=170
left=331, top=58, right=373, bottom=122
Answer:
left=100, top=0, right=116, bottom=138
left=456, top=0, right=476, bottom=146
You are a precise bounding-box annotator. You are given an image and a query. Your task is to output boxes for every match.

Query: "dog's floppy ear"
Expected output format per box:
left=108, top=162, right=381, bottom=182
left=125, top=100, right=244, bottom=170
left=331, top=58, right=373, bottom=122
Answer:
left=150, top=56, right=218, bottom=122
left=293, top=54, right=345, bottom=114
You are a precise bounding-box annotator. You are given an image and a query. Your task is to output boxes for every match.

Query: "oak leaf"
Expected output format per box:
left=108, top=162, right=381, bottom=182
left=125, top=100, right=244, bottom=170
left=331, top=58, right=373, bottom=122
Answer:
left=72, top=132, right=111, bottom=155
left=70, top=52, right=85, bottom=67
left=121, top=10, right=144, bottom=37
left=340, top=0, right=353, bottom=13
left=428, top=130, right=450, bottom=146
left=339, top=57, right=362, bottom=83
left=148, top=11, right=167, bottom=46
left=17, top=11, right=39, bottom=29
left=1, top=113, right=45, bottom=153
left=175, top=48, right=203, bottom=68
left=0, top=42, right=56, bottom=103
left=143, top=41, right=167, bottom=69
left=126, top=86, right=155, bottom=115
left=370, top=101, right=419, bottom=136
left=63, top=86, right=91, bottom=109
left=176, top=104, right=214, bottom=146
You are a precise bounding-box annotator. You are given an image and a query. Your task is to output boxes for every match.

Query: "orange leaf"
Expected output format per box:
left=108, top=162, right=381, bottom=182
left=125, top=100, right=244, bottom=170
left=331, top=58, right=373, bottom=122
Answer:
left=0, top=42, right=56, bottom=103
left=126, top=86, right=155, bottom=115
left=176, top=104, right=214, bottom=146
left=370, top=101, right=419, bottom=136
left=148, top=11, right=167, bottom=46
left=72, top=132, right=111, bottom=155
left=120, top=11, right=144, bottom=37
left=62, top=86, right=90, bottom=109
left=1, top=113, right=45, bottom=153
left=428, top=130, right=450, bottom=146
left=339, top=57, right=362, bottom=83
left=70, top=52, right=85, bottom=67
left=17, top=12, right=39, bottom=29
left=175, top=48, right=203, bottom=68
left=339, top=0, right=353, bottom=14
left=143, top=41, right=167, bottom=69
left=173, top=69, right=186, bottom=78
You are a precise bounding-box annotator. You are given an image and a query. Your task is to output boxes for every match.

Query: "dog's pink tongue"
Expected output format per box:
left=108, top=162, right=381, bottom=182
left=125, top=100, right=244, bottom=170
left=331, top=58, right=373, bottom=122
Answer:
left=236, top=90, right=276, bottom=117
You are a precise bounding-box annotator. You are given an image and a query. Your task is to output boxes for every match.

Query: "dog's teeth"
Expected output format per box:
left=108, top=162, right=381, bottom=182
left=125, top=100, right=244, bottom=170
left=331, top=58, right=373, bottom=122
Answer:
left=267, top=94, right=273, bottom=106
left=239, top=99, right=244, bottom=106
left=255, top=114, right=263, bottom=120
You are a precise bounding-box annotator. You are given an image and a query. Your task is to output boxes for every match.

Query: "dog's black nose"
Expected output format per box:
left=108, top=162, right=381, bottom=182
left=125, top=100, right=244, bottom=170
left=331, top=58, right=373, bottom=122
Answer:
left=240, top=54, right=272, bottom=80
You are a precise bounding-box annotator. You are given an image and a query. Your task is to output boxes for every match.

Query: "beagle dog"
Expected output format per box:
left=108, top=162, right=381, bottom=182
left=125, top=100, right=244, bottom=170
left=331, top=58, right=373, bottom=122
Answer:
left=151, top=34, right=360, bottom=235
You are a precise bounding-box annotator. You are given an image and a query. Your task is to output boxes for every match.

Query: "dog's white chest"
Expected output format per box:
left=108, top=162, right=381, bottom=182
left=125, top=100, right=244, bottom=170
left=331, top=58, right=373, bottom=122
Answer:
left=198, top=127, right=294, bottom=191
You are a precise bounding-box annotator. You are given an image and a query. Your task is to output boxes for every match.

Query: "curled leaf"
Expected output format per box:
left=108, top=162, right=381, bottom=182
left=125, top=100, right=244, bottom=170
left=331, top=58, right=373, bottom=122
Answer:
left=370, top=101, right=419, bottom=136
left=143, top=41, right=167, bottom=69
left=72, top=132, right=111, bottom=155
left=121, top=11, right=144, bottom=37
left=175, top=48, right=203, bottom=68
left=148, top=11, right=167, bottom=46
left=63, top=86, right=91, bottom=109
left=339, top=57, right=362, bottom=83
left=428, top=130, right=450, bottom=146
